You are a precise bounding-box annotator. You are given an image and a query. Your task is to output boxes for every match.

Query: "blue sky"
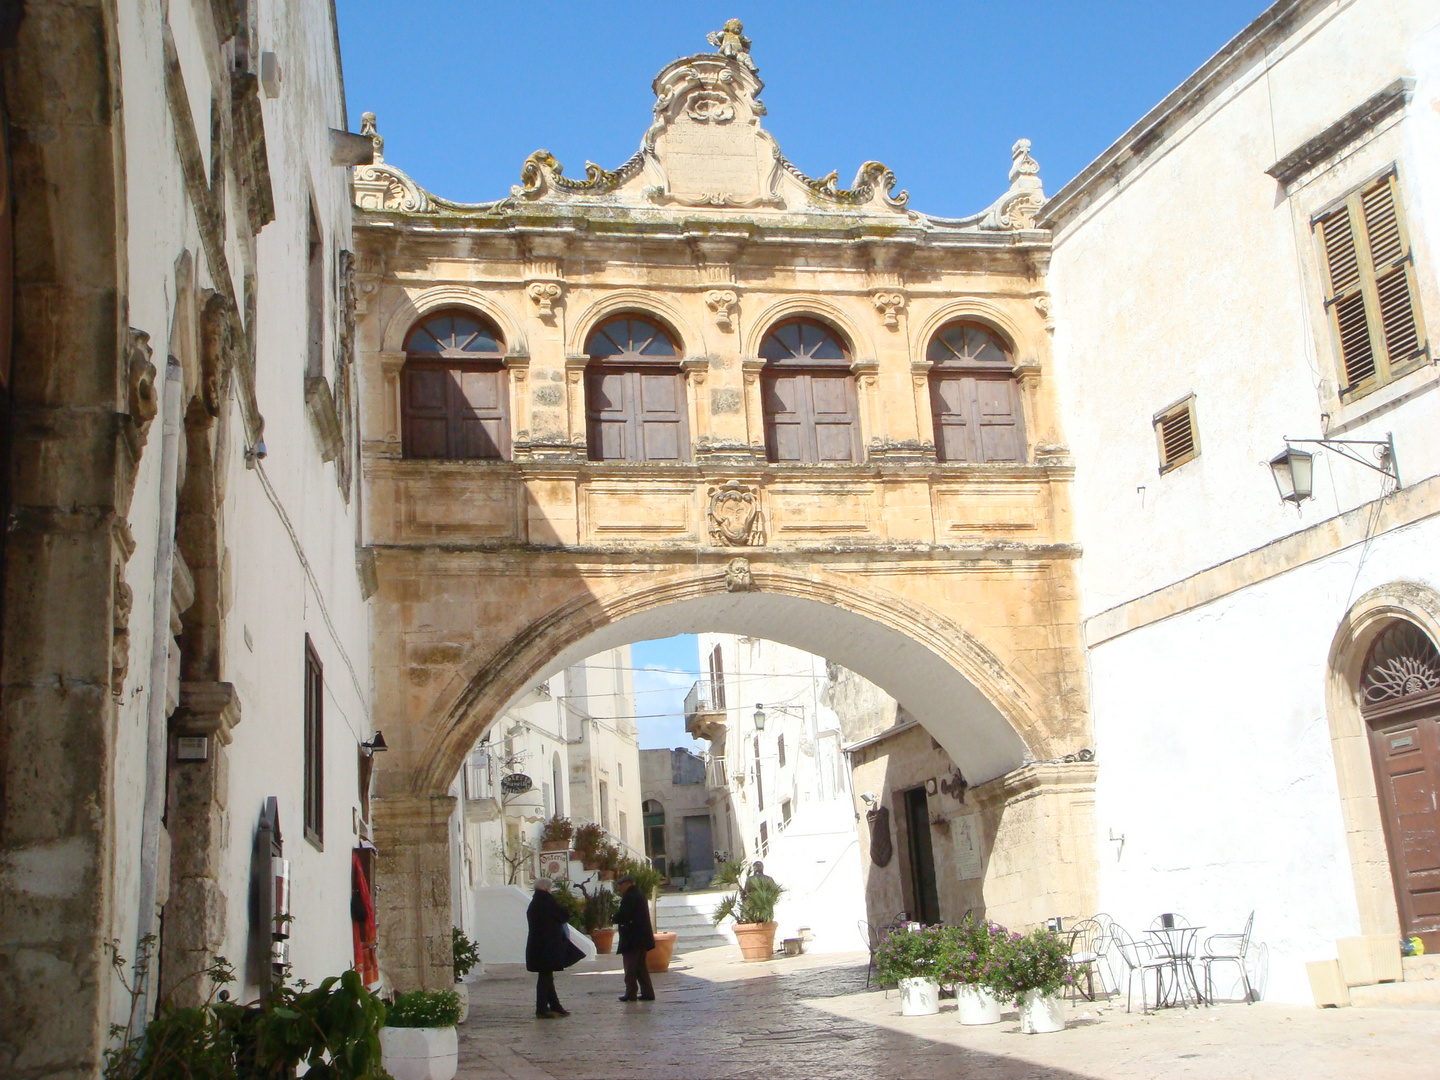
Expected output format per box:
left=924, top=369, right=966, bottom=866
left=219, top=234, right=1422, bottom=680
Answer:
left=336, top=2, right=1272, bottom=747
left=337, top=1, right=1271, bottom=218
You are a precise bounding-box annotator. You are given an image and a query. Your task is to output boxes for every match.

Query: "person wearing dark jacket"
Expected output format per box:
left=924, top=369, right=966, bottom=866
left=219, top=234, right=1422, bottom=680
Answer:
left=526, top=878, right=584, bottom=1018
left=614, top=875, right=656, bottom=1002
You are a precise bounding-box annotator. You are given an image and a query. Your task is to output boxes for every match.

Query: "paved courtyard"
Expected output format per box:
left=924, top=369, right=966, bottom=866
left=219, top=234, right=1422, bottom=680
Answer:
left=455, top=946, right=1439, bottom=1080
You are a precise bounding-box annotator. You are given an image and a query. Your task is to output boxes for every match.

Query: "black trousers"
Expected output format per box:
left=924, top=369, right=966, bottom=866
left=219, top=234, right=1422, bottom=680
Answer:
left=535, top=969, right=562, bottom=1014
left=621, top=949, right=655, bottom=1000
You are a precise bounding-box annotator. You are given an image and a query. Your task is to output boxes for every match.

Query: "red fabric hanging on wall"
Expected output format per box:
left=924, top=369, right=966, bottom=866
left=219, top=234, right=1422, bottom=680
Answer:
left=351, top=850, right=379, bottom=986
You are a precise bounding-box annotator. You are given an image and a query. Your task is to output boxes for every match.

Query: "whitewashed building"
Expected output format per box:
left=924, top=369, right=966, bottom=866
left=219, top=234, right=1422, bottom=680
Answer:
left=686, top=636, right=866, bottom=952
left=1043, top=0, right=1440, bottom=1001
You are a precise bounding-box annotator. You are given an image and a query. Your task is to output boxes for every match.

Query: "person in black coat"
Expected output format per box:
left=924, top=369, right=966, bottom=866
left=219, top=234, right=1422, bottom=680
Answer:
left=526, top=879, right=584, bottom=1018
left=614, top=875, right=656, bottom=1002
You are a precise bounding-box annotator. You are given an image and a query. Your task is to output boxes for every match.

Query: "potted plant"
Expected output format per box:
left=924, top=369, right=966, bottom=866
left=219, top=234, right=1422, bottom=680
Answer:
left=596, top=840, right=621, bottom=880
left=572, top=823, right=605, bottom=870
left=710, top=861, right=786, bottom=963
left=380, top=989, right=462, bottom=1080
left=451, top=927, right=481, bottom=1022
left=581, top=886, right=619, bottom=953
left=941, top=916, right=1007, bottom=1025
left=876, top=924, right=947, bottom=1015
left=539, top=815, right=574, bottom=851
left=991, top=927, right=1073, bottom=1034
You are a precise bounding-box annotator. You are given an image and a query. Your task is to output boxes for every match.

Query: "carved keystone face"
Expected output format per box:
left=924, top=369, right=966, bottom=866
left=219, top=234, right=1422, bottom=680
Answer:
left=129, top=350, right=159, bottom=426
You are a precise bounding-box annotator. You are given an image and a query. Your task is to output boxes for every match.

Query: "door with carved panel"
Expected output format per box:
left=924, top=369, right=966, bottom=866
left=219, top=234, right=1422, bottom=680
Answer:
left=1361, top=621, right=1440, bottom=951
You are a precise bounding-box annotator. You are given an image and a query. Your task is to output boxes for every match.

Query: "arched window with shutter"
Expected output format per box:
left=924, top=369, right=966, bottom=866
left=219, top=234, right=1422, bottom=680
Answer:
left=401, top=310, right=509, bottom=460
left=926, top=321, right=1026, bottom=463
left=759, top=318, right=859, bottom=463
left=584, top=315, right=689, bottom=462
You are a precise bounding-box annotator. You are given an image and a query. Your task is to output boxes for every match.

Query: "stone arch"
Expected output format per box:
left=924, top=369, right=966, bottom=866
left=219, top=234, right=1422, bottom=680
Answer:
left=382, top=285, right=527, bottom=356
left=743, top=296, right=875, bottom=361
left=1324, top=580, right=1440, bottom=937
left=909, top=297, right=1039, bottom=370
left=567, top=290, right=705, bottom=359
left=412, top=564, right=1052, bottom=799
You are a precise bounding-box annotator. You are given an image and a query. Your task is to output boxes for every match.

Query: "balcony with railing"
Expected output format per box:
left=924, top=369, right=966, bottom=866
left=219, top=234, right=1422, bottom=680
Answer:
left=684, top=679, right=727, bottom=741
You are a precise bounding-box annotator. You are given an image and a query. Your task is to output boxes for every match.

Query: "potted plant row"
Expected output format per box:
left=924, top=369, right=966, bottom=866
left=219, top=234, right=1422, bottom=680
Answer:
left=876, top=918, right=1073, bottom=1033
left=710, top=860, right=786, bottom=962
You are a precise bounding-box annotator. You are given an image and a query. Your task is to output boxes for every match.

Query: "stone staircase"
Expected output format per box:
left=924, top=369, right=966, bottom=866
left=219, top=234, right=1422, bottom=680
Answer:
left=656, top=890, right=733, bottom=952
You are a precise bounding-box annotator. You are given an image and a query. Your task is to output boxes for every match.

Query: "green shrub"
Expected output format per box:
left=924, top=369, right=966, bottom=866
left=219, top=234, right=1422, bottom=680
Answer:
left=619, top=857, right=664, bottom=900
left=539, top=815, right=574, bottom=848
left=875, top=924, right=948, bottom=984
left=384, top=989, right=462, bottom=1029
left=572, top=823, right=605, bottom=864
left=452, top=927, right=481, bottom=981
left=580, top=886, right=619, bottom=933
left=710, top=868, right=785, bottom=927
left=988, top=926, right=1073, bottom=1004
left=552, top=882, right=585, bottom=926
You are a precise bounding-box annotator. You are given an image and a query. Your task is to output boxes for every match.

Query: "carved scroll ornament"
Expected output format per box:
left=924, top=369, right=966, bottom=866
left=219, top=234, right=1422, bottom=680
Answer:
left=723, top=557, right=754, bottom=592
left=705, top=289, right=738, bottom=330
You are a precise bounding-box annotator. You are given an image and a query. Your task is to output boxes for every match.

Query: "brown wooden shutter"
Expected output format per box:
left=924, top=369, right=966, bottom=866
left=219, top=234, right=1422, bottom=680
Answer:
left=637, top=371, right=686, bottom=461
left=762, top=370, right=858, bottom=463
left=402, top=366, right=450, bottom=458
left=1154, top=396, right=1198, bottom=473
left=762, top=373, right=805, bottom=462
left=452, top=367, right=507, bottom=459
left=810, top=373, right=859, bottom=462
left=930, top=374, right=1024, bottom=463
left=304, top=636, right=324, bottom=847
left=1361, top=176, right=1424, bottom=369
left=1318, top=205, right=1376, bottom=389
left=586, top=367, right=688, bottom=461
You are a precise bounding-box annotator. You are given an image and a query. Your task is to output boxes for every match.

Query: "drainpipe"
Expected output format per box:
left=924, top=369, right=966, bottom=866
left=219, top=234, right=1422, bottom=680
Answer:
left=130, top=358, right=185, bottom=1033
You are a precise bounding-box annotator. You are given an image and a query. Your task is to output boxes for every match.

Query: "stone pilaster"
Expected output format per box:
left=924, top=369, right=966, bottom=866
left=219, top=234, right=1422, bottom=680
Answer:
left=160, top=682, right=242, bottom=1005
left=373, top=792, right=458, bottom=991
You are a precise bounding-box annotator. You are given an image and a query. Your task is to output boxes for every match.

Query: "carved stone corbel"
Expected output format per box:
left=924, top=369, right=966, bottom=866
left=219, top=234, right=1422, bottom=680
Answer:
left=172, top=681, right=243, bottom=745
left=705, top=289, right=739, bottom=330
left=723, top=557, right=755, bottom=592
left=526, top=281, right=564, bottom=321
left=1035, top=294, right=1055, bottom=333
left=871, top=291, right=905, bottom=330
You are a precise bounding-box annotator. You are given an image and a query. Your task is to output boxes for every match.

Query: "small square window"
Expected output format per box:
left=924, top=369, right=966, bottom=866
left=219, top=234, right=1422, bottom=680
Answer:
left=1153, top=396, right=1199, bottom=474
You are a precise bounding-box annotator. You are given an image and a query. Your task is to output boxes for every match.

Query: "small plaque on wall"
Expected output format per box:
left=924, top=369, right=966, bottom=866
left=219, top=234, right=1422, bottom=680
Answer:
left=176, top=736, right=209, bottom=762
left=952, top=814, right=982, bottom=881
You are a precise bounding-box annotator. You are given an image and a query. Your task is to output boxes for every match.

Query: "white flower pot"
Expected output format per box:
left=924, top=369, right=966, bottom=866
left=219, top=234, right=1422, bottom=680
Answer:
left=453, top=982, right=470, bottom=1024
left=380, top=1025, right=459, bottom=1080
left=1017, top=990, right=1065, bottom=1034
left=956, top=983, right=1003, bottom=1025
left=899, top=977, right=940, bottom=1016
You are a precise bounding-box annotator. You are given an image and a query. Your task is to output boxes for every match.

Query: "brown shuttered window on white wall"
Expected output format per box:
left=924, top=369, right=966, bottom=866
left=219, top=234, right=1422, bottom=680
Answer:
left=1153, top=395, right=1199, bottom=474
left=1315, top=170, right=1428, bottom=399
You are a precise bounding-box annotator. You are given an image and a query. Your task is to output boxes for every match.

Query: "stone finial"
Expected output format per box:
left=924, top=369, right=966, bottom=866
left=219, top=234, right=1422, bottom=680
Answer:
left=707, top=19, right=756, bottom=71
left=979, top=137, right=1046, bottom=231
left=1009, top=138, right=1041, bottom=183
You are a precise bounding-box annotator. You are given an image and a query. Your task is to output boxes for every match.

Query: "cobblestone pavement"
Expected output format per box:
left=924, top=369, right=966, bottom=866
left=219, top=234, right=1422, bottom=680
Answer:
left=456, top=946, right=1440, bottom=1080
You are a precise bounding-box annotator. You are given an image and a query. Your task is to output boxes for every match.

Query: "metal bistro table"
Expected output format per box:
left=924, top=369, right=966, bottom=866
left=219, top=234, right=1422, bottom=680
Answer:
left=1145, top=925, right=1205, bottom=1008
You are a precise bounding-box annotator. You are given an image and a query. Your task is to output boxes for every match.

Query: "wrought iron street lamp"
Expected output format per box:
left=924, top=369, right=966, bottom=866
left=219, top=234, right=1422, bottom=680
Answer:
left=1268, top=432, right=1399, bottom=505
left=753, top=702, right=806, bottom=731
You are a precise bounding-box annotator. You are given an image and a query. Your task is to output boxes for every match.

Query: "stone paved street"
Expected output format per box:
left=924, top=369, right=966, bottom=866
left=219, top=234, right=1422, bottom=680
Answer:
left=455, top=947, right=1440, bottom=1080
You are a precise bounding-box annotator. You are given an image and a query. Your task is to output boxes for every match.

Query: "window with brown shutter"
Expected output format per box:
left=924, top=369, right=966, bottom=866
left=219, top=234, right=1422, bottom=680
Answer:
left=304, top=635, right=324, bottom=849
left=584, top=316, right=689, bottom=462
left=759, top=319, right=860, bottom=463
left=1153, top=395, right=1199, bottom=473
left=926, top=322, right=1026, bottom=463
left=1315, top=170, right=1428, bottom=400
left=401, top=310, right=509, bottom=459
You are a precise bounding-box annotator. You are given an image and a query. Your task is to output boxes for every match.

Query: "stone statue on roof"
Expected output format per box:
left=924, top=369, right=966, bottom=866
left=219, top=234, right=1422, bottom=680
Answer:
left=707, top=19, right=756, bottom=71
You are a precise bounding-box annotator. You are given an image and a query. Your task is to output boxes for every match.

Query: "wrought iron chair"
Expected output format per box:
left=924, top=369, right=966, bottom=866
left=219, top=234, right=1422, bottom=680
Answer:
left=1147, top=913, right=1203, bottom=1007
left=1201, top=911, right=1256, bottom=1004
left=1106, top=924, right=1168, bottom=1014
left=1063, top=918, right=1106, bottom=1002
left=860, top=920, right=881, bottom=990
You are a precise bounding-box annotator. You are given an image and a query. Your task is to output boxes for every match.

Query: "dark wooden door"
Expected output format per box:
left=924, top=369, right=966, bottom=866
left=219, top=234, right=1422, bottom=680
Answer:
left=586, top=367, right=688, bottom=462
left=762, top=370, right=859, bottom=463
left=1368, top=697, right=1440, bottom=951
left=903, top=786, right=940, bottom=924
left=931, top=373, right=1025, bottom=462
left=401, top=363, right=508, bottom=459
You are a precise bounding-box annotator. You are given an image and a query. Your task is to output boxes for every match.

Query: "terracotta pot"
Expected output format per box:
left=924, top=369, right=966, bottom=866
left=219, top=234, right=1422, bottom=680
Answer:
left=589, top=927, right=616, bottom=954
left=647, top=931, right=678, bottom=972
left=380, top=1026, right=458, bottom=1080
left=733, top=921, right=778, bottom=962
left=599, top=870, right=614, bottom=881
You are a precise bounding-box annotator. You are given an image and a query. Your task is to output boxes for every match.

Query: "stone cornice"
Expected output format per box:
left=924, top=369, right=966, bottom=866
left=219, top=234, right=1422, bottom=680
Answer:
left=1266, top=77, right=1415, bottom=188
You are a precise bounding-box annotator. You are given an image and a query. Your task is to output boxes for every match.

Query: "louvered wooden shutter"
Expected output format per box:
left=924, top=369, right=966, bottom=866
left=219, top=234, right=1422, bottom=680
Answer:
left=1317, top=171, right=1427, bottom=396
left=1155, top=397, right=1198, bottom=473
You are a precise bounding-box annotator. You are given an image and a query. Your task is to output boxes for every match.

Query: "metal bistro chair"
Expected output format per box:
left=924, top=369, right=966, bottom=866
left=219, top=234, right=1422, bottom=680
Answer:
left=1063, top=918, right=1106, bottom=1002
left=1201, top=911, right=1256, bottom=1004
left=1147, top=913, right=1203, bottom=1007
left=860, top=920, right=881, bottom=990
left=1106, top=924, right=1169, bottom=1014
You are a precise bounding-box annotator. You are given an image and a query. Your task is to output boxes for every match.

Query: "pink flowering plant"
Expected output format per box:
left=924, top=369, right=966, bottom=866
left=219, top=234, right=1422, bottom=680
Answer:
left=989, top=926, right=1074, bottom=1005
left=875, top=924, right=948, bottom=984
left=939, top=915, right=1010, bottom=990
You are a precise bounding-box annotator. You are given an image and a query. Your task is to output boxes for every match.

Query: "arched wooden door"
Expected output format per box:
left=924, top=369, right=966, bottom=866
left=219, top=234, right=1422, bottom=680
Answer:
left=1361, top=621, right=1440, bottom=951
